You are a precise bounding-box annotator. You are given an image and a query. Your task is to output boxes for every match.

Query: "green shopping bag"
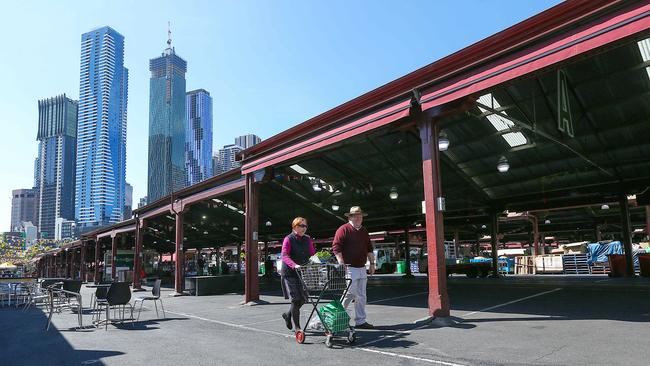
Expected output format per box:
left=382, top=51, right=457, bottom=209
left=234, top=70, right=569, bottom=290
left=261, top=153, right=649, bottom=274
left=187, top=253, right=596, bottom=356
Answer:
left=318, top=299, right=350, bottom=333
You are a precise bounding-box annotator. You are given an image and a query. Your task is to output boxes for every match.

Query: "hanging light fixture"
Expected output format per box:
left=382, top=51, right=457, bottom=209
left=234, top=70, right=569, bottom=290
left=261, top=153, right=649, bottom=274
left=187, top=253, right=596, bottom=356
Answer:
left=389, top=187, right=399, bottom=200
left=601, top=204, right=610, bottom=210
left=232, top=226, right=239, bottom=231
left=331, top=203, right=340, bottom=211
left=438, top=130, right=450, bottom=151
left=544, top=219, right=551, bottom=224
left=497, top=156, right=510, bottom=173
left=265, top=220, right=272, bottom=227
left=202, top=215, right=207, bottom=219
left=481, top=224, right=487, bottom=229
left=312, top=181, right=322, bottom=192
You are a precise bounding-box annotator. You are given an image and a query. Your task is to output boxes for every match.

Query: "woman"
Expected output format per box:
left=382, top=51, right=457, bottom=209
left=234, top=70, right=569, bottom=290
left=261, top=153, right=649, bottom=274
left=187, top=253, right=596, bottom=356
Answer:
left=280, top=217, right=315, bottom=332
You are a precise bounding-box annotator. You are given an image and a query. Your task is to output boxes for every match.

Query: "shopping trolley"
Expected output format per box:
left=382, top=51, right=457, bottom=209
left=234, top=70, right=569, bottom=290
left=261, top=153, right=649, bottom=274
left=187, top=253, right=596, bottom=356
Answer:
left=295, top=263, right=355, bottom=348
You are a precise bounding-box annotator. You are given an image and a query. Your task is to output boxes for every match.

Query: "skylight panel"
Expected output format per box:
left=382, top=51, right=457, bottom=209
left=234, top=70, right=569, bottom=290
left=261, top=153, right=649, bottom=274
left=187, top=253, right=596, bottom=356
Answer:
left=502, top=132, right=527, bottom=147
left=477, top=93, right=514, bottom=131
left=637, top=38, right=650, bottom=61
left=289, top=164, right=310, bottom=175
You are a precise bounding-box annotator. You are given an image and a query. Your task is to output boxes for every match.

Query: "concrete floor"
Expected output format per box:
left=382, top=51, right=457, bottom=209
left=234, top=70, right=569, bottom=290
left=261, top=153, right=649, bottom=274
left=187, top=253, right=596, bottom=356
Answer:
left=1, top=274, right=649, bottom=366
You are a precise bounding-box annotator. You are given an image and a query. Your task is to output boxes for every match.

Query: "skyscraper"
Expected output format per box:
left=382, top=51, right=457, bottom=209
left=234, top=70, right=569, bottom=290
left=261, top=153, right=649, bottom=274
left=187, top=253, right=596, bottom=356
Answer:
left=215, top=144, right=243, bottom=175
left=148, top=27, right=187, bottom=201
left=124, top=182, right=133, bottom=219
left=36, top=94, right=78, bottom=239
left=75, top=26, right=129, bottom=232
left=185, top=89, right=213, bottom=186
left=235, top=134, right=261, bottom=150
left=10, top=188, right=38, bottom=232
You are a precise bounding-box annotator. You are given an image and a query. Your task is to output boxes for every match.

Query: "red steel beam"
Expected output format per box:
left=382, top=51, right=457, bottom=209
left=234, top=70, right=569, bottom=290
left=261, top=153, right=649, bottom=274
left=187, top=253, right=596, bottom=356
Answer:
left=242, top=1, right=625, bottom=161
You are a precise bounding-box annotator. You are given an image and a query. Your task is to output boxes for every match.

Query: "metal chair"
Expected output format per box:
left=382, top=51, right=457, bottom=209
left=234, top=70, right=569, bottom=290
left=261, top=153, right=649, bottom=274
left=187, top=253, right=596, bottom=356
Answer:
left=95, top=282, right=134, bottom=330
left=91, top=286, right=110, bottom=323
left=133, top=279, right=165, bottom=321
left=23, top=281, right=49, bottom=311
left=44, top=283, right=83, bottom=331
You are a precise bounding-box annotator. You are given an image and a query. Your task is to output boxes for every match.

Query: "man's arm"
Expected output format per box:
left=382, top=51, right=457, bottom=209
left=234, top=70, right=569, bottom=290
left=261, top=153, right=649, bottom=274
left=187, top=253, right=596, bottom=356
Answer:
left=332, top=227, right=345, bottom=265
left=367, top=252, right=375, bottom=275
left=367, top=233, right=375, bottom=274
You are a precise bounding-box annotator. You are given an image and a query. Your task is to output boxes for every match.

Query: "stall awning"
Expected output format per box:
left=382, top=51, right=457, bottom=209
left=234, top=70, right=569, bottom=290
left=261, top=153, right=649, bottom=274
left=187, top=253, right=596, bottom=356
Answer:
left=241, top=99, right=412, bottom=175
left=420, top=2, right=650, bottom=111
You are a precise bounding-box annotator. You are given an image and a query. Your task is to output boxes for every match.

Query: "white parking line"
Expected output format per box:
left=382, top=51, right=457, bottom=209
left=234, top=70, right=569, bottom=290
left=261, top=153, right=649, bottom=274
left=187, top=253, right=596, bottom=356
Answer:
left=368, top=291, right=428, bottom=304
left=166, top=310, right=292, bottom=338
left=357, top=348, right=469, bottom=366
left=595, top=279, right=612, bottom=283
left=167, top=309, right=468, bottom=365
left=356, top=323, right=430, bottom=348
left=242, top=317, right=283, bottom=326
left=462, top=288, right=563, bottom=318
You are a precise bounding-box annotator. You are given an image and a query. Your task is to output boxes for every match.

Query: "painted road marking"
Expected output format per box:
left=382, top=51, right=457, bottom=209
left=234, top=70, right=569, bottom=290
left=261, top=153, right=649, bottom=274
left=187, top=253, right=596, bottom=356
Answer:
left=462, top=288, right=563, bottom=318
left=167, top=309, right=469, bottom=365
left=368, top=291, right=428, bottom=304
left=357, top=348, right=469, bottom=366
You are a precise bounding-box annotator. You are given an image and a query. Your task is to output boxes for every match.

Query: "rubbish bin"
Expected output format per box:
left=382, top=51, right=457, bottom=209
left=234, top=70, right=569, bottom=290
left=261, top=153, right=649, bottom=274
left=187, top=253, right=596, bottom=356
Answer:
left=396, top=261, right=406, bottom=274
left=607, top=254, right=627, bottom=277
left=638, top=253, right=650, bottom=277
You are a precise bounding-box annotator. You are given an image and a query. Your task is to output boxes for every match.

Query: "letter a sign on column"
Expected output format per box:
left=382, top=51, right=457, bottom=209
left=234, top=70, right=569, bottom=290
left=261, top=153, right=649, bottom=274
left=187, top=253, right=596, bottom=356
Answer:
left=557, top=70, right=574, bottom=137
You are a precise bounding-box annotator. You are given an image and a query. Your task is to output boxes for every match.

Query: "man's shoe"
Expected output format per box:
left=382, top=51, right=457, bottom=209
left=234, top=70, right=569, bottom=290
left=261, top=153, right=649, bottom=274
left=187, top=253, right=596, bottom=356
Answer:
left=355, top=322, right=374, bottom=329
left=282, top=312, right=292, bottom=330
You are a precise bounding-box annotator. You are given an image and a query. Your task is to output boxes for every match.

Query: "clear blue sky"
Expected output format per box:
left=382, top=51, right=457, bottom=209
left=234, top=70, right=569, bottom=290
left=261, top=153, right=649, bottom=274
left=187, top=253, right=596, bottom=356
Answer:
left=0, top=0, right=561, bottom=231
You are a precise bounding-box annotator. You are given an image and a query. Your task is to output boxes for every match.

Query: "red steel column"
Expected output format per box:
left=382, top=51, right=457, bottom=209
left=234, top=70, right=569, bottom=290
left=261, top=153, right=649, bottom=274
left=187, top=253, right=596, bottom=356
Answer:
left=70, top=249, right=76, bottom=279
left=94, top=239, right=101, bottom=283
left=619, top=194, right=635, bottom=277
left=418, top=116, right=450, bottom=317
left=490, top=211, right=500, bottom=277
left=111, top=235, right=117, bottom=281
left=80, top=243, right=87, bottom=282
left=174, top=210, right=185, bottom=295
left=133, top=218, right=144, bottom=290
left=404, top=227, right=413, bottom=277
left=645, top=206, right=650, bottom=239
left=244, top=173, right=260, bottom=303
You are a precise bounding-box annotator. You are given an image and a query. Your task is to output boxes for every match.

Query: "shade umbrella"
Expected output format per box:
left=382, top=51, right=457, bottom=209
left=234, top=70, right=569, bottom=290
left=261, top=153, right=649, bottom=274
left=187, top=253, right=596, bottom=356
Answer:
left=0, top=262, right=17, bottom=270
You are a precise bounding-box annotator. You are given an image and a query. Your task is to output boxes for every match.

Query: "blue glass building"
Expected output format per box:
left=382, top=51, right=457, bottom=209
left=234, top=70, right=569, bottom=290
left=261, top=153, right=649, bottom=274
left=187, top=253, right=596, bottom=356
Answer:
left=36, top=94, right=78, bottom=239
left=148, top=37, right=187, bottom=201
left=185, top=89, right=213, bottom=186
left=75, top=26, right=129, bottom=231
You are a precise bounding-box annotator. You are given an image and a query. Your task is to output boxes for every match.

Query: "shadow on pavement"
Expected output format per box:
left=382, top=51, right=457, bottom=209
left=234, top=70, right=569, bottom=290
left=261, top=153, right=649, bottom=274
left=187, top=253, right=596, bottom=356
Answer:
left=0, top=308, right=124, bottom=365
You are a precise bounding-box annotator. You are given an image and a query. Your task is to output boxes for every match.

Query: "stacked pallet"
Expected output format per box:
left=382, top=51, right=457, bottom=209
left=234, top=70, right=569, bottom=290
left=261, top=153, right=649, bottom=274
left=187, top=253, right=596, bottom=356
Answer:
left=515, top=256, right=534, bottom=274
left=562, top=254, right=590, bottom=274
left=589, top=262, right=610, bottom=274
left=536, top=255, right=564, bottom=273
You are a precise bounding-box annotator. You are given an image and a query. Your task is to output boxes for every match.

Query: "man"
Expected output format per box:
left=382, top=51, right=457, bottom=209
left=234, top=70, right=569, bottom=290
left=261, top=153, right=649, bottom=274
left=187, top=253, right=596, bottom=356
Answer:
left=332, top=206, right=375, bottom=329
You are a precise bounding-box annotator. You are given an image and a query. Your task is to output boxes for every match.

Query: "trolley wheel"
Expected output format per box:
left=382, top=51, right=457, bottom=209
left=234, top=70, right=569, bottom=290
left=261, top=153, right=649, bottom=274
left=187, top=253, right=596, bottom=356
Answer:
left=325, top=335, right=333, bottom=348
left=295, top=330, right=306, bottom=344
left=347, top=331, right=356, bottom=344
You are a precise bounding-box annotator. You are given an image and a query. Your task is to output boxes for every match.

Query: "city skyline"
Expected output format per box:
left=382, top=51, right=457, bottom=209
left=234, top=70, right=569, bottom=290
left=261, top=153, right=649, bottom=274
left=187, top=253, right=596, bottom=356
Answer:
left=0, top=0, right=561, bottom=231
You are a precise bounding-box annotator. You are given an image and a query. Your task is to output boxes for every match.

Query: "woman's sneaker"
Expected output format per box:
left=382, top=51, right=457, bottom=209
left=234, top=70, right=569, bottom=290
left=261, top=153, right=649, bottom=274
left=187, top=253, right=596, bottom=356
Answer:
left=282, top=312, right=293, bottom=330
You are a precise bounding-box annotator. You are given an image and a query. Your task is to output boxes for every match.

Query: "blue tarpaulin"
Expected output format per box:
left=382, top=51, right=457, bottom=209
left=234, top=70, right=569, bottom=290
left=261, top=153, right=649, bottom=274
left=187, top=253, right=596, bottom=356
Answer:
left=587, top=241, right=645, bottom=267
left=587, top=242, right=623, bottom=265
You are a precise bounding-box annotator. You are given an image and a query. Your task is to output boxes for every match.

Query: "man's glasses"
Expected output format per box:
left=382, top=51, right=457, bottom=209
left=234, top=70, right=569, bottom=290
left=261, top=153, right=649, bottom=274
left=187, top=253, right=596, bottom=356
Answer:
left=297, top=224, right=308, bottom=228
